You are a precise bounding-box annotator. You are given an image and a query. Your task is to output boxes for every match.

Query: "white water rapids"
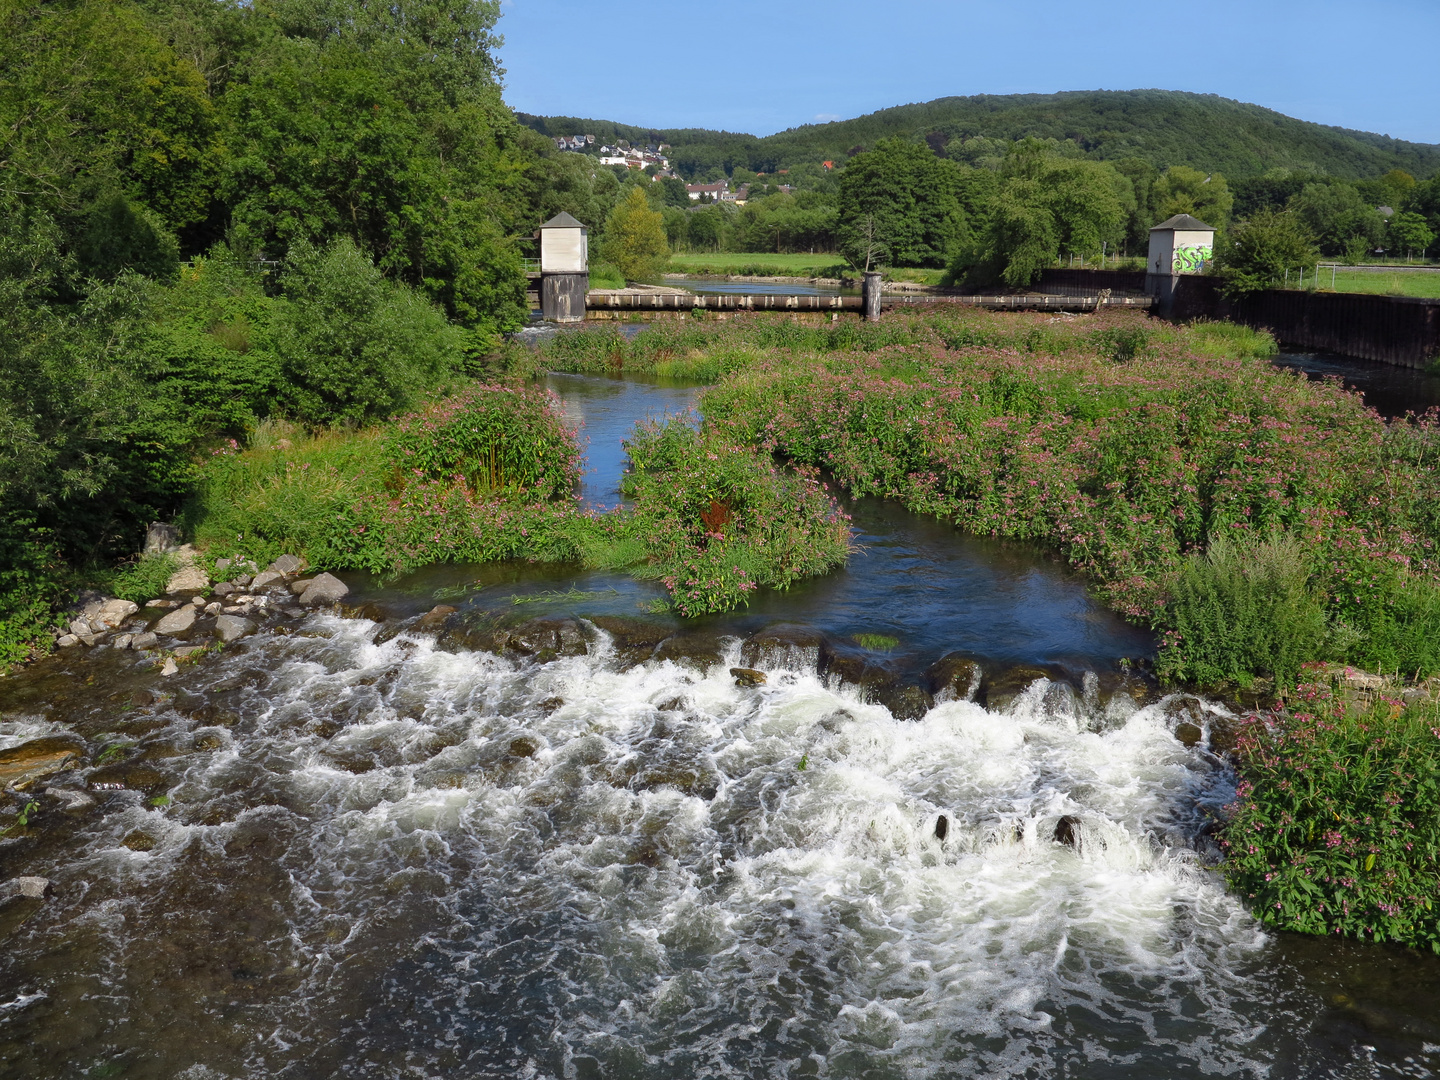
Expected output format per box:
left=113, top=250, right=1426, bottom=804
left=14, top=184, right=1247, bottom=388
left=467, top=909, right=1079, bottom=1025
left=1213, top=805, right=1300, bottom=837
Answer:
left=0, top=611, right=1296, bottom=1078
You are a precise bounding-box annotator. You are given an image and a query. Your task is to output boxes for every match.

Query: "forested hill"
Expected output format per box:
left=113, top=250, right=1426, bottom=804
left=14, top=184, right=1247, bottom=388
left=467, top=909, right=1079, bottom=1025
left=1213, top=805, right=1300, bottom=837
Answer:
left=521, top=89, right=1440, bottom=181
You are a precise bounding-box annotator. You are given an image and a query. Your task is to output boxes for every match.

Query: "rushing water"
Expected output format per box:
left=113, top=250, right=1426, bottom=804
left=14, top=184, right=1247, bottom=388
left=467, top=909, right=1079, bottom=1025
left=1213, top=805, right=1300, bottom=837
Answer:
left=3, top=373, right=1440, bottom=1079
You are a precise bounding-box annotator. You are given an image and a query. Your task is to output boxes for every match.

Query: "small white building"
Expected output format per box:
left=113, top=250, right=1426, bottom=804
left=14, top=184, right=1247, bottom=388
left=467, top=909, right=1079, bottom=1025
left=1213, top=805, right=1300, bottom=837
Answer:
left=539, top=211, right=587, bottom=274
left=1148, top=213, right=1215, bottom=276
left=1146, top=213, right=1215, bottom=311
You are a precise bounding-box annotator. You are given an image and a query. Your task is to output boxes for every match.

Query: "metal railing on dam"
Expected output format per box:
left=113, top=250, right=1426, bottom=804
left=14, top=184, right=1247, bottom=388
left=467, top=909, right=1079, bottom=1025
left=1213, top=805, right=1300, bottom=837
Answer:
left=585, top=292, right=1155, bottom=314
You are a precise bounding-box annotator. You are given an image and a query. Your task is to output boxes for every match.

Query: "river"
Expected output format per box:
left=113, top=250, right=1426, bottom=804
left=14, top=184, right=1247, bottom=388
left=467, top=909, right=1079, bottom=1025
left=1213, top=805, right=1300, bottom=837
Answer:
left=1, top=369, right=1438, bottom=1078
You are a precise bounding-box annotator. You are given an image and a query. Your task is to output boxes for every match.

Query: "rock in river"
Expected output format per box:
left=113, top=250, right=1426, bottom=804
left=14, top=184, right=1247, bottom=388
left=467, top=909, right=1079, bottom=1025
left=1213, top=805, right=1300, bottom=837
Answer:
left=0, top=736, right=85, bottom=790
left=298, top=572, right=349, bottom=606
left=153, top=605, right=198, bottom=635
left=214, top=614, right=257, bottom=642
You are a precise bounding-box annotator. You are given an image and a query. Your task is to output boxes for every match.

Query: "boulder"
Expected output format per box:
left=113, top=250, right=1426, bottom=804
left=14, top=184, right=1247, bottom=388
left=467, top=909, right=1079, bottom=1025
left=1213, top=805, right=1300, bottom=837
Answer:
left=153, top=605, right=197, bottom=635
left=68, top=618, right=91, bottom=638
left=289, top=577, right=314, bottom=595
left=0, top=736, right=85, bottom=790
left=730, top=667, right=767, bottom=687
left=95, top=599, right=139, bottom=629
left=130, top=632, right=158, bottom=650
left=113, top=634, right=133, bottom=650
left=146, top=599, right=178, bottom=609
left=56, top=635, right=79, bottom=648
left=298, top=572, right=349, bottom=606
left=190, top=595, right=207, bottom=607
left=214, top=615, right=257, bottom=643
left=172, top=646, right=204, bottom=658
left=269, top=554, right=305, bottom=576
left=250, top=570, right=285, bottom=591
left=165, top=563, right=209, bottom=595
left=160, top=658, right=179, bottom=677
left=0, top=877, right=52, bottom=900
left=212, top=581, right=234, bottom=597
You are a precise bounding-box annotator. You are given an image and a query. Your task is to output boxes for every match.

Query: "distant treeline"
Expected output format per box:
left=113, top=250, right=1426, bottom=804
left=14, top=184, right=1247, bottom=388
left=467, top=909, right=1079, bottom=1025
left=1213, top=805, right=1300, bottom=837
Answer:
left=520, top=89, right=1440, bottom=184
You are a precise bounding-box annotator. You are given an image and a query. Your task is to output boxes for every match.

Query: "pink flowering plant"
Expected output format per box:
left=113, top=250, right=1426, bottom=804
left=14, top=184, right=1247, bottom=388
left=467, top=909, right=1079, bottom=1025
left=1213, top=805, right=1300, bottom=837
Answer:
left=1222, top=669, right=1440, bottom=950
left=621, top=415, right=852, bottom=617
left=680, top=309, right=1440, bottom=685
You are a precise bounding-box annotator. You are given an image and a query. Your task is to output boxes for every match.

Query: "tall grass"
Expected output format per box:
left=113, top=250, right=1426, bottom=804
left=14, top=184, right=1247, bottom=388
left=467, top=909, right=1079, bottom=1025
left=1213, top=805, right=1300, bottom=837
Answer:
left=1159, top=534, right=1325, bottom=687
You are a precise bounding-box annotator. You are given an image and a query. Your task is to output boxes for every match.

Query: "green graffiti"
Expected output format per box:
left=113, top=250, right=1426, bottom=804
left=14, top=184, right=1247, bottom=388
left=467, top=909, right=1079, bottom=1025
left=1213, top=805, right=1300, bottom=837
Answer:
left=1172, top=245, right=1211, bottom=273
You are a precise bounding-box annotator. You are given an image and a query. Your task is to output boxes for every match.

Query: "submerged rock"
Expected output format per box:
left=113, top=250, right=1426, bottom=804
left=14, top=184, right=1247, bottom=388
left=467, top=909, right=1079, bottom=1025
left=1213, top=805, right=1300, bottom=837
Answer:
left=730, top=667, right=767, bottom=687
left=653, top=629, right=728, bottom=669
left=819, top=641, right=934, bottom=721
left=926, top=653, right=983, bottom=703
left=740, top=624, right=824, bottom=670
left=417, top=605, right=456, bottom=630
left=980, top=664, right=1074, bottom=713
left=1054, top=815, right=1083, bottom=850
left=0, top=736, right=85, bottom=790
left=590, top=615, right=672, bottom=666
left=507, top=616, right=588, bottom=660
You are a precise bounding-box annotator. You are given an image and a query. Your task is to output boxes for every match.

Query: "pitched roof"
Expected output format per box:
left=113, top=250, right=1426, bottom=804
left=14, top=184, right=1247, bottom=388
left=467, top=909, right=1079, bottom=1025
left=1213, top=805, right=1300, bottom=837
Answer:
left=1150, top=213, right=1214, bottom=232
left=540, top=211, right=586, bottom=230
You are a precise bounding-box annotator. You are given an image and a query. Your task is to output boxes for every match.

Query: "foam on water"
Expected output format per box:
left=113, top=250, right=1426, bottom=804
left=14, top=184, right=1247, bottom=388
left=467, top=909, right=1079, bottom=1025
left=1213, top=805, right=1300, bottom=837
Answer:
left=0, top=614, right=1290, bottom=1078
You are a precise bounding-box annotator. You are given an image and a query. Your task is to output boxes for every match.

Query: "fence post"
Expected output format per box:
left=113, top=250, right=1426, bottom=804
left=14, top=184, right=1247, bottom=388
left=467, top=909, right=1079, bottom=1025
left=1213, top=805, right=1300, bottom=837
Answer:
left=862, top=272, right=882, bottom=321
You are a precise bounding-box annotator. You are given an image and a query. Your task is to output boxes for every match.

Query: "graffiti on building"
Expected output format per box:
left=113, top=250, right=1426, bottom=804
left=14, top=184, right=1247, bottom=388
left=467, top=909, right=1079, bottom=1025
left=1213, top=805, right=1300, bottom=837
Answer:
left=1172, top=244, right=1211, bottom=274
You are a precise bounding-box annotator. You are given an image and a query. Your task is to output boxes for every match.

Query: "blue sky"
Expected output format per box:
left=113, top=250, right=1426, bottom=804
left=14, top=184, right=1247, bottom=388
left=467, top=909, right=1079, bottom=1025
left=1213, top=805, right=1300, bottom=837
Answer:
left=497, top=0, right=1440, bottom=145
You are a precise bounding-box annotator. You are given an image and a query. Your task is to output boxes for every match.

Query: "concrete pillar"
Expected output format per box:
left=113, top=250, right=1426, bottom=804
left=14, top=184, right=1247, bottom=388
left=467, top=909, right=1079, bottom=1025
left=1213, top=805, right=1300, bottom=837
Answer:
left=541, top=271, right=588, bottom=323
left=862, top=272, right=883, bottom=321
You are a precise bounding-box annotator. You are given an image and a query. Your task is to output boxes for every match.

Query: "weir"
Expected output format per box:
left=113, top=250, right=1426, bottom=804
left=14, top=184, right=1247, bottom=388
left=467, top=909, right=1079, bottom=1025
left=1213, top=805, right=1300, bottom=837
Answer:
left=584, top=290, right=1155, bottom=317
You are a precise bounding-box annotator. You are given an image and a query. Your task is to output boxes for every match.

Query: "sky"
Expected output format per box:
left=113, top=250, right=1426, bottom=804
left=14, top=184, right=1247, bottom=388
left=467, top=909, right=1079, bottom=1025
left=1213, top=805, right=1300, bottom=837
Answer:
left=497, top=0, right=1440, bottom=145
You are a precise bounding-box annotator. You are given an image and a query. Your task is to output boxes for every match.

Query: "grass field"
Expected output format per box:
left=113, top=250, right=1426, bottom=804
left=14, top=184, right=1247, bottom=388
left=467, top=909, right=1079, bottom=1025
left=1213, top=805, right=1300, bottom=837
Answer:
left=1317, top=269, right=1440, bottom=299
left=667, top=252, right=849, bottom=277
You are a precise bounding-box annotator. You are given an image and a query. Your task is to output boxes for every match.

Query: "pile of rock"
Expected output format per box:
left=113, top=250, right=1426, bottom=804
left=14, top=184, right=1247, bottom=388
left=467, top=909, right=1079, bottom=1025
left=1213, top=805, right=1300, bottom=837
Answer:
left=50, top=552, right=349, bottom=674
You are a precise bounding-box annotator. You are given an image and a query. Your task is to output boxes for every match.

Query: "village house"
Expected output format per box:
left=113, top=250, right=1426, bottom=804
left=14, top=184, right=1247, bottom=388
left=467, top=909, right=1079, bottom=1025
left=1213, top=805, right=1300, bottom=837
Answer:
left=686, top=180, right=729, bottom=201
left=552, top=135, right=595, bottom=151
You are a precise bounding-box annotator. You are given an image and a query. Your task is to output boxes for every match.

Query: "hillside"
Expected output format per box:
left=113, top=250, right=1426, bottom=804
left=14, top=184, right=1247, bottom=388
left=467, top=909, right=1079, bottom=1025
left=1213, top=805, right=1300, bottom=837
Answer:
left=520, top=89, right=1440, bottom=181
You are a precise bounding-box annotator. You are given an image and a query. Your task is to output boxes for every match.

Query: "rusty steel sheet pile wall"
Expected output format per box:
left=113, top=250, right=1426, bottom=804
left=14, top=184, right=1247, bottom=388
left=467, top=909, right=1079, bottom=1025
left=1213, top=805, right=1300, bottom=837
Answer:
left=1035, top=269, right=1440, bottom=369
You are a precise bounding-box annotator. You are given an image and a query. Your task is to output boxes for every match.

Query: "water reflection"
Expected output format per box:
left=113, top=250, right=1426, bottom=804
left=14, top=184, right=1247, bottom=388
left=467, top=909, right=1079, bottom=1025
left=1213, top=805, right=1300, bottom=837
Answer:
left=1272, top=349, right=1440, bottom=418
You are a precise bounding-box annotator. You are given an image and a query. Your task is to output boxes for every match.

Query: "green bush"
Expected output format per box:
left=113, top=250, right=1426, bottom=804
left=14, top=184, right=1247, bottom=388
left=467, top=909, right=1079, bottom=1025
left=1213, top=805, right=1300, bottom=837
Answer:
left=272, top=238, right=468, bottom=424
left=383, top=383, right=580, bottom=499
left=1159, top=534, right=1327, bottom=688
left=1224, top=674, right=1440, bottom=950
left=621, top=418, right=852, bottom=616
left=190, top=406, right=852, bottom=614
left=106, top=554, right=181, bottom=604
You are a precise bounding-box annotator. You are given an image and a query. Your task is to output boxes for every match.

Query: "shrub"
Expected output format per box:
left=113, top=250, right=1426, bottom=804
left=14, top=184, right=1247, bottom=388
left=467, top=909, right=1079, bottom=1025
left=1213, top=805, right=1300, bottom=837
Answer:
left=383, top=383, right=580, bottom=500
left=622, top=417, right=852, bottom=616
left=272, top=238, right=467, bottom=423
left=1158, top=534, right=1326, bottom=687
left=1223, top=674, right=1440, bottom=950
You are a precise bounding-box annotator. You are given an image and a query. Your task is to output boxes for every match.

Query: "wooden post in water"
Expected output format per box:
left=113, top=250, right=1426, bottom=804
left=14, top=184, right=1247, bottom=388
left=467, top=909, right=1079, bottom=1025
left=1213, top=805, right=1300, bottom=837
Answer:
left=862, top=272, right=882, bottom=321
